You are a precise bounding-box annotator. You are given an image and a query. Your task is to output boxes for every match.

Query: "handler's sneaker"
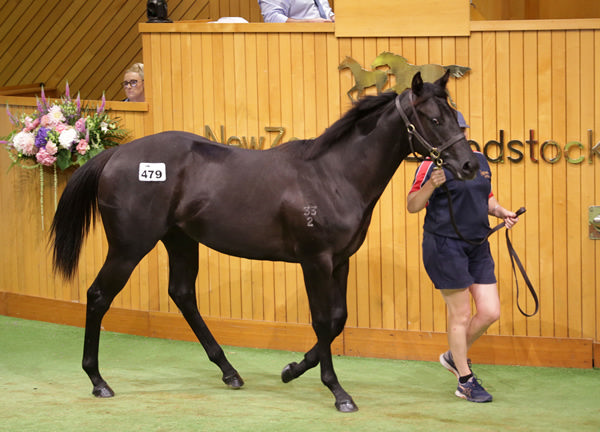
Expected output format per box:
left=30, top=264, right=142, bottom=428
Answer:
left=455, top=376, right=493, bottom=403
left=439, top=350, right=472, bottom=379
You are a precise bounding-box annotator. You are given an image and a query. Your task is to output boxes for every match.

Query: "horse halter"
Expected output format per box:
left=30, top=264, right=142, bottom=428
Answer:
left=394, top=91, right=465, bottom=167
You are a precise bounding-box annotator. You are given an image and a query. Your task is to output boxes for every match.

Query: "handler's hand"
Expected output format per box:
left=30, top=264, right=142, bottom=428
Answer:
left=429, top=168, right=446, bottom=188
left=500, top=209, right=519, bottom=229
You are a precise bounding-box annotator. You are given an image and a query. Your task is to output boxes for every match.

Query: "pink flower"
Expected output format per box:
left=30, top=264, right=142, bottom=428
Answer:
left=47, top=105, right=65, bottom=125
left=35, top=148, right=57, bottom=166
left=76, top=139, right=89, bottom=155
left=40, top=115, right=51, bottom=128
left=75, top=117, right=86, bottom=133
left=24, top=116, right=40, bottom=131
left=45, top=141, right=58, bottom=155
left=55, top=123, right=66, bottom=133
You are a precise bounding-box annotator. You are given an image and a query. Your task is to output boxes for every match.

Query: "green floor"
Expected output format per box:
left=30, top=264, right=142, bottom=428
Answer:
left=1, top=315, right=598, bottom=431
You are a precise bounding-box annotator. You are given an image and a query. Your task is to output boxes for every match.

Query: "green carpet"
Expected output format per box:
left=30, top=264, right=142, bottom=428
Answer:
left=0, top=315, right=598, bottom=432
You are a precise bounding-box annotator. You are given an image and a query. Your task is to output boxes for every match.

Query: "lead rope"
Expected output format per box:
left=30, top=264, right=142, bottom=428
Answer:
left=441, top=184, right=539, bottom=317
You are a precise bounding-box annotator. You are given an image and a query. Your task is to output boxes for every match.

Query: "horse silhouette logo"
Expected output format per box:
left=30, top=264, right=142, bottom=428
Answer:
left=339, top=52, right=470, bottom=103
left=372, top=51, right=470, bottom=94
left=338, top=56, right=388, bottom=102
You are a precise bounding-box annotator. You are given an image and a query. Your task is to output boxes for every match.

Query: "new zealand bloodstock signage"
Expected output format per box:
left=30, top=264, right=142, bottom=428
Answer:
left=204, top=125, right=600, bottom=165
left=469, top=129, right=600, bottom=165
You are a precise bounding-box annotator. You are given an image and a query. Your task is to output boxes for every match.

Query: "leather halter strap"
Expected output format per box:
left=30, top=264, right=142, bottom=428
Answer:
left=441, top=186, right=539, bottom=317
left=394, top=92, right=465, bottom=167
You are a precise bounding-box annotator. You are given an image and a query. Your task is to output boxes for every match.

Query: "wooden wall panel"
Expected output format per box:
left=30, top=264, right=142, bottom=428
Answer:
left=335, top=0, right=469, bottom=37
left=137, top=22, right=600, bottom=347
left=2, top=19, right=600, bottom=367
left=212, top=0, right=262, bottom=22
left=0, top=0, right=211, bottom=101
left=472, top=0, right=600, bottom=20
left=0, top=97, right=149, bottom=306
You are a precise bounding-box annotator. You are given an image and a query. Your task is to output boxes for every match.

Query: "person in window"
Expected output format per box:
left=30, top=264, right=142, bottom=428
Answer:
left=258, top=0, right=334, bottom=23
left=406, top=111, right=519, bottom=403
left=122, top=63, right=145, bottom=102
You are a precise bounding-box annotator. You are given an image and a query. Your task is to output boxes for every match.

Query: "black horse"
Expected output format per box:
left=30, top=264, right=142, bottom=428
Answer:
left=50, top=71, right=478, bottom=412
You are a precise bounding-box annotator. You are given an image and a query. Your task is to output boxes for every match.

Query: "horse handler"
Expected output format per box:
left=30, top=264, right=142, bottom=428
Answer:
left=406, top=112, right=519, bottom=402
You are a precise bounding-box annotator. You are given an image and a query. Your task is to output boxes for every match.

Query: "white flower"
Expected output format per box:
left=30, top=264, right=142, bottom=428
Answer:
left=100, top=121, right=108, bottom=132
left=58, top=127, right=78, bottom=150
left=47, top=105, right=65, bottom=125
left=12, top=130, right=36, bottom=155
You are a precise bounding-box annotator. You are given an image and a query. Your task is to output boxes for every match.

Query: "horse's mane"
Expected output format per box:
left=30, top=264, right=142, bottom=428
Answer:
left=297, top=91, right=398, bottom=160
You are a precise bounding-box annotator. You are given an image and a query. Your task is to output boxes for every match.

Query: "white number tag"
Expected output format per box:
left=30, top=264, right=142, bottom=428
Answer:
left=139, top=163, right=166, bottom=182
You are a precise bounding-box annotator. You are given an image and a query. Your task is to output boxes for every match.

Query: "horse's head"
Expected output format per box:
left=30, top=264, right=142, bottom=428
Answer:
left=338, top=56, right=354, bottom=70
left=400, top=71, right=478, bottom=180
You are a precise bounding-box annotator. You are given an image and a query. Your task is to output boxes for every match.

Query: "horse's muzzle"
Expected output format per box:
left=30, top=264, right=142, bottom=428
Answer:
left=447, top=155, right=479, bottom=180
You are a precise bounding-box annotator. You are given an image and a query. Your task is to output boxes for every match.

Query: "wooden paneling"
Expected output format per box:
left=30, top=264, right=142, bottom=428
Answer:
left=212, top=0, right=262, bottom=22
left=0, top=0, right=212, bottom=101
left=0, top=97, right=149, bottom=308
left=2, top=18, right=600, bottom=368
left=2, top=292, right=591, bottom=368
left=335, top=0, right=470, bottom=37
left=472, top=0, right=600, bottom=20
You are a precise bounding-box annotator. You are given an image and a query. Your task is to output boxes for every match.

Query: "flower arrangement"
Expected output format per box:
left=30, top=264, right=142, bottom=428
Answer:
left=3, top=84, right=126, bottom=171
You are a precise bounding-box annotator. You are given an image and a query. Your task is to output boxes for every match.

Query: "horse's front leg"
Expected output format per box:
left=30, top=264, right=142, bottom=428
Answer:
left=287, top=258, right=356, bottom=412
left=281, top=344, right=319, bottom=383
left=162, top=229, right=243, bottom=389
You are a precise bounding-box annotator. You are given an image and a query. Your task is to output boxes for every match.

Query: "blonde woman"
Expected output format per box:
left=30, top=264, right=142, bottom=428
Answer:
left=122, top=63, right=145, bottom=102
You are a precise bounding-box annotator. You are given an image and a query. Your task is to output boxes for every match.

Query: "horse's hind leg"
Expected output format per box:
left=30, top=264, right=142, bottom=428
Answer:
left=82, top=250, right=142, bottom=397
left=283, top=258, right=356, bottom=412
left=162, top=228, right=243, bottom=389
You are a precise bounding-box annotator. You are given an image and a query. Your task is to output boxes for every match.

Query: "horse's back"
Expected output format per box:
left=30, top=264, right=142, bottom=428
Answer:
left=95, top=131, right=300, bottom=256
left=95, top=132, right=228, bottom=231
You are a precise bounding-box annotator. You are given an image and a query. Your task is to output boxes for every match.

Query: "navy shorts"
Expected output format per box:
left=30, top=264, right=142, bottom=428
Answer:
left=422, top=231, right=496, bottom=290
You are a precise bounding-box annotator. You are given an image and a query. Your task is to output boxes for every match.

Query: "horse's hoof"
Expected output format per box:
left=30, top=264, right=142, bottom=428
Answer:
left=92, top=384, right=114, bottom=398
left=281, top=362, right=298, bottom=383
left=222, top=372, right=244, bottom=389
left=335, top=399, right=358, bottom=413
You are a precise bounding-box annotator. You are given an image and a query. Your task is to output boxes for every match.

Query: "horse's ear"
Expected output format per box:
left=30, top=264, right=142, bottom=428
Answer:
left=435, top=69, right=451, bottom=90
left=411, top=72, right=424, bottom=95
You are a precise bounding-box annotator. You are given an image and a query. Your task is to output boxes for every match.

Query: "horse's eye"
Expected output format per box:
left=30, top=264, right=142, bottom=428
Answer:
left=432, top=118, right=440, bottom=126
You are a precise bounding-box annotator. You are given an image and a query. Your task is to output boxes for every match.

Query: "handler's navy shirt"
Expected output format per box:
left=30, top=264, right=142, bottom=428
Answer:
left=409, top=152, right=493, bottom=241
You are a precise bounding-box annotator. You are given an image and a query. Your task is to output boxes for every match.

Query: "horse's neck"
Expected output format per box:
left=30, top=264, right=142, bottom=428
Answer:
left=391, top=60, right=409, bottom=75
left=348, top=62, right=361, bottom=73
left=329, top=108, right=409, bottom=204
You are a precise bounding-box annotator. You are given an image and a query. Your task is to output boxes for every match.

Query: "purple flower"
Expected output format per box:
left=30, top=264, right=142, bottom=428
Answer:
left=36, top=95, right=44, bottom=114
left=76, top=93, right=81, bottom=115
left=65, top=81, right=70, bottom=100
left=97, top=92, right=106, bottom=113
left=6, top=105, right=17, bottom=125
left=40, top=86, right=48, bottom=111
left=75, top=117, right=86, bottom=133
left=35, top=127, right=50, bottom=148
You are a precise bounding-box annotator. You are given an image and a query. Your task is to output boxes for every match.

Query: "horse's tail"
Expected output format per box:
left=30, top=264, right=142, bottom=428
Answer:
left=49, top=147, right=117, bottom=280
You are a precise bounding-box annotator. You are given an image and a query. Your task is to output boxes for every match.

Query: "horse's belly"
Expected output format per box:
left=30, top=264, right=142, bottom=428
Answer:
left=200, top=234, right=294, bottom=262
